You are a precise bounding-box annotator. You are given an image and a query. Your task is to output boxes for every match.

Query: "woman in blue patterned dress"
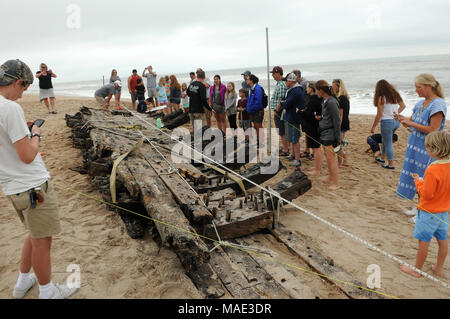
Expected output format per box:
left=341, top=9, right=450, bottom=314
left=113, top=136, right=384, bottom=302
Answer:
left=396, top=73, right=446, bottom=218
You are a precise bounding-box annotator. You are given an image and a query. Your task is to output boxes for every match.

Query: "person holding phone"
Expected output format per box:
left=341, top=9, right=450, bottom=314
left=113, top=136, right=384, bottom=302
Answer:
left=36, top=63, right=57, bottom=114
left=0, top=59, right=77, bottom=299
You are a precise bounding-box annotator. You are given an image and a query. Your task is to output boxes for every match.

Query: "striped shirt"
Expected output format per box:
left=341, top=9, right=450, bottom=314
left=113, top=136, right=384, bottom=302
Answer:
left=270, top=80, right=287, bottom=111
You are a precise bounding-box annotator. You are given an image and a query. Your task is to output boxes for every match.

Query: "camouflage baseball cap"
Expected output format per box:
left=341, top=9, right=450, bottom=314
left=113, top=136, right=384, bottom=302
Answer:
left=0, top=59, right=34, bottom=86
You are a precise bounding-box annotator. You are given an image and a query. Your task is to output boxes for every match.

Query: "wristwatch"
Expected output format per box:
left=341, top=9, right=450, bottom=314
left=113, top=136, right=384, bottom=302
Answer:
left=30, top=133, right=41, bottom=142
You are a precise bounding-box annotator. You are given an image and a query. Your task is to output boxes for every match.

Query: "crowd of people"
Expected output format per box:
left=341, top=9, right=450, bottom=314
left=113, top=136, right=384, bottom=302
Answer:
left=0, top=57, right=449, bottom=301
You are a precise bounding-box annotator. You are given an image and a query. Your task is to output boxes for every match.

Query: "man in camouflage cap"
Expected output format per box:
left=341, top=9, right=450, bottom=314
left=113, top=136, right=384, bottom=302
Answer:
left=0, top=59, right=78, bottom=299
left=0, top=59, right=34, bottom=87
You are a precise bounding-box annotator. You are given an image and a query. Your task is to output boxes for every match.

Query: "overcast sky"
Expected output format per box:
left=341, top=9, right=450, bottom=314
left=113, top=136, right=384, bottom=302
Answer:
left=1, top=0, right=450, bottom=82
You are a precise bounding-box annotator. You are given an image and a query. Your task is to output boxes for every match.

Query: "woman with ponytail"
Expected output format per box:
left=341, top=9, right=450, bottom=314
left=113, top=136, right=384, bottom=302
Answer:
left=396, top=73, right=447, bottom=219
left=315, top=80, right=341, bottom=190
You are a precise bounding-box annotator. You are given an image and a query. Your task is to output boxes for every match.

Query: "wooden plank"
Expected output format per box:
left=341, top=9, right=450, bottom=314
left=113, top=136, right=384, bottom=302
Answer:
left=271, top=223, right=381, bottom=299
left=235, top=237, right=318, bottom=299
left=266, top=170, right=312, bottom=209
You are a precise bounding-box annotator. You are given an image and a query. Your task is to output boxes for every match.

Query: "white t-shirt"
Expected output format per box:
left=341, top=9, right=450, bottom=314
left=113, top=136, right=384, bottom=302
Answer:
left=0, top=95, right=50, bottom=195
left=381, top=102, right=399, bottom=120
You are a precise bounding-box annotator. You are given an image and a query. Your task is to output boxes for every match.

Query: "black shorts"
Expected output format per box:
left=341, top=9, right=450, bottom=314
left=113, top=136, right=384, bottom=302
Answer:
left=170, top=98, right=181, bottom=104
left=321, top=139, right=339, bottom=147
left=249, top=109, right=264, bottom=124
left=304, top=125, right=321, bottom=149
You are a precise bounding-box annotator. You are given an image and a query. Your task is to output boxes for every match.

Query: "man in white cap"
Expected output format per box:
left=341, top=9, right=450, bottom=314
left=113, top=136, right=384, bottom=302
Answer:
left=95, top=80, right=122, bottom=110
left=0, top=59, right=78, bottom=299
left=280, top=73, right=305, bottom=167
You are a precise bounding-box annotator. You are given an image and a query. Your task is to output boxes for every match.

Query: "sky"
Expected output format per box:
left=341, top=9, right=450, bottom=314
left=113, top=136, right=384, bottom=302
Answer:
left=1, top=0, right=450, bottom=82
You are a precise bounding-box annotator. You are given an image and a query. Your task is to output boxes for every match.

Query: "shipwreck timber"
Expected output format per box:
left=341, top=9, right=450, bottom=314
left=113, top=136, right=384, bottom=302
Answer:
left=65, top=106, right=381, bottom=299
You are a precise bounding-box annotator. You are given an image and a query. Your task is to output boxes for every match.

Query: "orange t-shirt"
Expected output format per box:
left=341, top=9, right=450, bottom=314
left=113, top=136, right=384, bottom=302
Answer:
left=415, top=160, right=450, bottom=213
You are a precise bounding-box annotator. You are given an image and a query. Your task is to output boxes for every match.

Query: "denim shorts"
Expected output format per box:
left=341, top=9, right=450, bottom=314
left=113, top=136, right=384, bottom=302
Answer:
left=413, top=210, right=449, bottom=242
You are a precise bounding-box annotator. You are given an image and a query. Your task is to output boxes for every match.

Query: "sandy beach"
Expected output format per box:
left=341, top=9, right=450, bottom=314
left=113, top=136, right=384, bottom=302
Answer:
left=0, top=94, right=449, bottom=299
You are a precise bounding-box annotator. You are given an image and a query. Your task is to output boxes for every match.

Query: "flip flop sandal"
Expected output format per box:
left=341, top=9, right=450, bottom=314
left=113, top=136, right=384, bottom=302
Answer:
left=279, top=151, right=290, bottom=157
left=300, top=152, right=309, bottom=158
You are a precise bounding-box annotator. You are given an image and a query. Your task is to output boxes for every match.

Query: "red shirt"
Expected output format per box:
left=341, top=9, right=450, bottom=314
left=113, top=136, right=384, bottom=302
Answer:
left=129, top=75, right=142, bottom=91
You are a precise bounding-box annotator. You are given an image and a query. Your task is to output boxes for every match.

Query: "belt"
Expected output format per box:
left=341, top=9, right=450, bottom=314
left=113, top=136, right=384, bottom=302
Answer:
left=15, top=180, right=49, bottom=196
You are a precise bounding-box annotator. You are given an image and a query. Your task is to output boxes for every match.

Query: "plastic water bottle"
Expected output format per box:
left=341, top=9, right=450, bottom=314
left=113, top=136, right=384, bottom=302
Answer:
left=156, top=118, right=162, bottom=129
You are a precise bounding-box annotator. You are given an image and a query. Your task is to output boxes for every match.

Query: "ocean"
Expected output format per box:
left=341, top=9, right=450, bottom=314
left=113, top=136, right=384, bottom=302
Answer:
left=25, top=54, right=450, bottom=116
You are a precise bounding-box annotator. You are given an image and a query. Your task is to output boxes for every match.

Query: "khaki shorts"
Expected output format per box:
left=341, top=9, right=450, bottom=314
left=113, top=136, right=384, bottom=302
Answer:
left=204, top=107, right=212, bottom=119
left=8, top=180, right=61, bottom=239
left=95, top=95, right=106, bottom=106
left=189, top=113, right=206, bottom=128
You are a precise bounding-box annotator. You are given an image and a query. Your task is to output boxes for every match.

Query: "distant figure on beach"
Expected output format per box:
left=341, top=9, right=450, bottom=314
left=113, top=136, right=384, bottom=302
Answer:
left=196, top=68, right=212, bottom=127
left=302, top=82, right=324, bottom=176
left=187, top=70, right=211, bottom=131
left=270, top=66, right=289, bottom=157
left=293, top=70, right=310, bottom=157
left=169, top=75, right=182, bottom=111
left=156, top=77, right=169, bottom=114
left=0, top=59, right=77, bottom=299
left=315, top=80, right=341, bottom=190
left=109, top=69, right=122, bottom=110
left=399, top=131, right=450, bottom=278
left=280, top=73, right=305, bottom=167
left=142, top=66, right=158, bottom=108
left=181, top=83, right=189, bottom=113
left=237, top=88, right=250, bottom=134
left=210, top=75, right=227, bottom=134
left=396, top=73, right=447, bottom=221
left=246, top=74, right=264, bottom=147
left=370, top=80, right=406, bottom=169
left=189, top=72, right=196, bottom=84
left=225, top=82, right=237, bottom=132
left=94, top=81, right=121, bottom=110
left=135, top=78, right=146, bottom=102
left=241, top=70, right=251, bottom=93
left=332, top=79, right=351, bottom=168
left=365, top=133, right=399, bottom=159
left=35, top=63, right=57, bottom=114
left=127, top=69, right=142, bottom=110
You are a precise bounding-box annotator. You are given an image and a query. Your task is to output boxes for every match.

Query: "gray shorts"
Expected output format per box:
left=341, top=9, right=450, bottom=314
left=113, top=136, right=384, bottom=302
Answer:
left=131, top=91, right=138, bottom=103
left=274, top=112, right=285, bottom=136
left=285, top=121, right=301, bottom=143
left=148, top=88, right=157, bottom=98
left=239, top=120, right=251, bottom=132
left=249, top=109, right=264, bottom=124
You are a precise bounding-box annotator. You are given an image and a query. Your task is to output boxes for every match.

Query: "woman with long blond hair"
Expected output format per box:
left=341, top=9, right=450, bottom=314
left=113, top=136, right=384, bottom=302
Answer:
left=36, top=63, right=57, bottom=114
left=332, top=78, right=350, bottom=168
left=396, top=73, right=447, bottom=220
left=109, top=69, right=122, bottom=110
left=169, top=75, right=181, bottom=111
left=156, top=77, right=169, bottom=114
left=370, top=80, right=406, bottom=169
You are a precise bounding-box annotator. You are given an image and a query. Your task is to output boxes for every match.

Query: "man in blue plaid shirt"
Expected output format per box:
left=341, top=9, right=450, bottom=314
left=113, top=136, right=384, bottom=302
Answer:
left=270, top=66, right=289, bottom=156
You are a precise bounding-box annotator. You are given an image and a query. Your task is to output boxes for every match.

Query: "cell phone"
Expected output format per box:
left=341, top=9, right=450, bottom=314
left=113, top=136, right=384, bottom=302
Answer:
left=29, top=119, right=45, bottom=130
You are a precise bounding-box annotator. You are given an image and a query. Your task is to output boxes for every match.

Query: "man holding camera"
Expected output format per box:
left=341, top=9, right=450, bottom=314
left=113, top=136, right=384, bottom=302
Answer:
left=0, top=59, right=77, bottom=299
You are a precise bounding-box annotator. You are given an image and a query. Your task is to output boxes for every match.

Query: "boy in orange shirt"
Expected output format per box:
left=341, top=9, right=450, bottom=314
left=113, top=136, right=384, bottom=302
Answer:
left=400, top=131, right=450, bottom=278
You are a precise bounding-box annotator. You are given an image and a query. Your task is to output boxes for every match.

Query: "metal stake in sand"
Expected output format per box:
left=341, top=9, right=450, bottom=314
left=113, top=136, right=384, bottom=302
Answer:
left=266, top=27, right=272, bottom=152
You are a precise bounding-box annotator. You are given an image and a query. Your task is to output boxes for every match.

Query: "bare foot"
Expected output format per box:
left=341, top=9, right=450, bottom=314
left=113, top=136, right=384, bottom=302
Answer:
left=432, top=265, right=443, bottom=277
left=328, top=185, right=340, bottom=190
left=320, top=177, right=331, bottom=183
left=400, top=265, right=422, bottom=278
left=306, top=169, right=320, bottom=176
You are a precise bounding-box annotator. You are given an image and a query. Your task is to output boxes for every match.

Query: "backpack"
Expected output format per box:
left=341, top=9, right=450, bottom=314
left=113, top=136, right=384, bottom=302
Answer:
left=260, top=86, right=268, bottom=108
left=137, top=100, right=147, bottom=113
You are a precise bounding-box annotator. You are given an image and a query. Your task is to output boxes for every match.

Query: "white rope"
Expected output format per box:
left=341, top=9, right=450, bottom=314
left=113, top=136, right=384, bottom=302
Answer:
left=123, top=106, right=450, bottom=290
